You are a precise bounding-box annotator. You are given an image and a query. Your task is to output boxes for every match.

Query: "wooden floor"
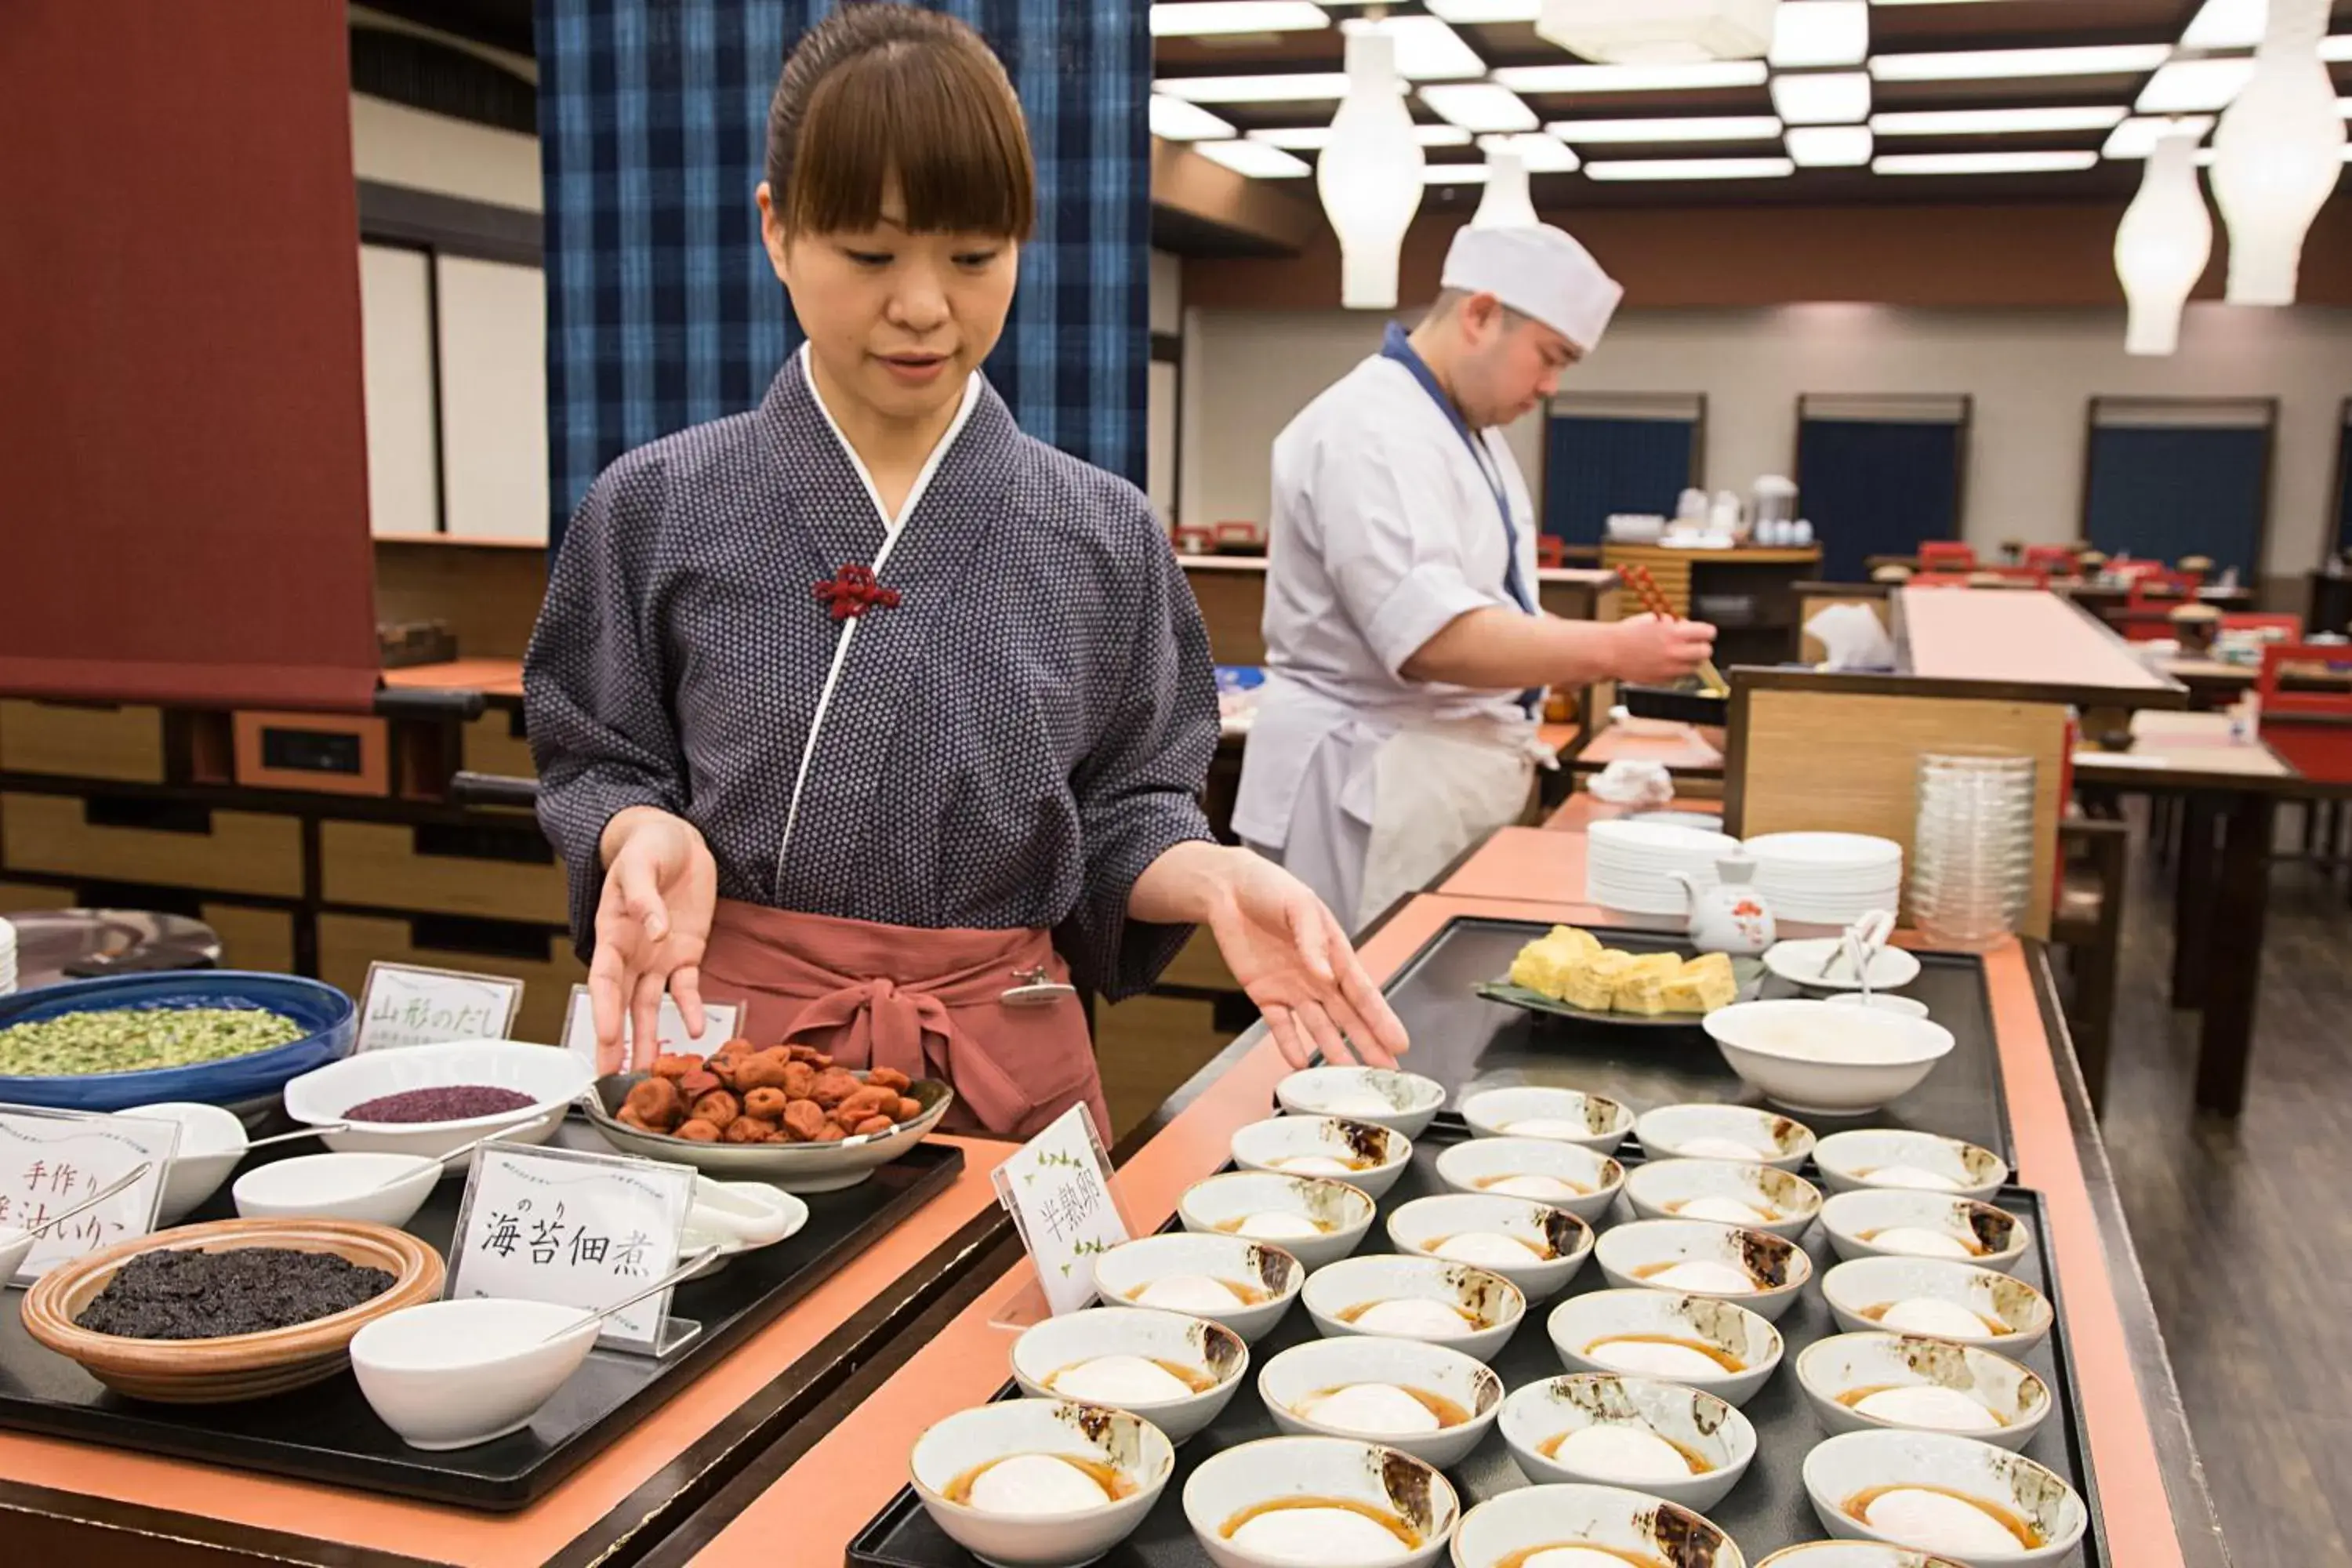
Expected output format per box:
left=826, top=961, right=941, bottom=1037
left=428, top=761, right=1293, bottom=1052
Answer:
left=2092, top=808, right=2352, bottom=1567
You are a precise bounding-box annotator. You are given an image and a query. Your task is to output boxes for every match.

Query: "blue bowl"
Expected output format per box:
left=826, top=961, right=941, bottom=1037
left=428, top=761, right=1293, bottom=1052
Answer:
left=0, top=972, right=357, bottom=1113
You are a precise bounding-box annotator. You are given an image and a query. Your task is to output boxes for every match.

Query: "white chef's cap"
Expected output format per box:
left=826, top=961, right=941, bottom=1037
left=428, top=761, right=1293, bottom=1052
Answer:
left=1439, top=223, right=1624, bottom=353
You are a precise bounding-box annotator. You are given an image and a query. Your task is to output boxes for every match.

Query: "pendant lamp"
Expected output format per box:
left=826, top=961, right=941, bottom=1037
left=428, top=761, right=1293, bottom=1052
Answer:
left=2114, top=132, right=2212, bottom=357
left=2209, top=0, right=2345, bottom=305
left=1472, top=151, right=1539, bottom=228
left=1319, top=27, right=1426, bottom=310
left=1537, top=0, right=1777, bottom=64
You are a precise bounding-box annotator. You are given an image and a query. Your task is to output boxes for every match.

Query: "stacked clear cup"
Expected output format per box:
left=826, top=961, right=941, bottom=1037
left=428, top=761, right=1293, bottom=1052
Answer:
left=1909, top=750, right=2037, bottom=951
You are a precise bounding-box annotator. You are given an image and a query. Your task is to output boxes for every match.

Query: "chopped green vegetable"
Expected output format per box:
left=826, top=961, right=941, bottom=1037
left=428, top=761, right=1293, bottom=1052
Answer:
left=0, top=1005, right=303, bottom=1076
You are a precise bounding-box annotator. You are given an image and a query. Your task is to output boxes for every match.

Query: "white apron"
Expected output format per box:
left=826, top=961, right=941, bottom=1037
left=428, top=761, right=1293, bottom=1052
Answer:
left=1356, top=721, right=1544, bottom=929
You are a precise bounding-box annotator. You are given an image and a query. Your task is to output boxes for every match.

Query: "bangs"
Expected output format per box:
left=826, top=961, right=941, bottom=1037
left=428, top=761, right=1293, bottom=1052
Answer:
left=783, top=40, right=1035, bottom=241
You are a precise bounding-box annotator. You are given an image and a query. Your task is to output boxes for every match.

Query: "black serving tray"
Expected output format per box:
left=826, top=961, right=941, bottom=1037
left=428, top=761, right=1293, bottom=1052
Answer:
left=1619, top=681, right=1729, bottom=728
left=848, top=1124, right=2106, bottom=1568
left=0, top=1116, right=964, bottom=1510
left=1384, top=918, right=2014, bottom=1163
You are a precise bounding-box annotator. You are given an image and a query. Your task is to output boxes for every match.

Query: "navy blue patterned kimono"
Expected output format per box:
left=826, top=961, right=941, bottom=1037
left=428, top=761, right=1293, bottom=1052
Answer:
left=525, top=350, right=1218, bottom=999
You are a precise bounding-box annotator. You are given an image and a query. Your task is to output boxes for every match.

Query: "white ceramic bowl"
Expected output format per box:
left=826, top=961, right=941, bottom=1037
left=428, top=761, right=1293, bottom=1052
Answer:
left=1825, top=993, right=1933, bottom=1020
left=1010, top=1307, right=1250, bottom=1446
left=1546, top=1288, right=1784, bottom=1408
left=231, top=1152, right=441, bottom=1229
left=1433, top=1136, right=1624, bottom=1225
left=1177, top=1171, right=1377, bottom=1270
left=1385, top=1193, right=1593, bottom=1301
left=911, top=1399, right=1174, bottom=1568
left=283, top=1040, right=594, bottom=1160
left=0, top=1225, right=34, bottom=1282
left=1449, top=1482, right=1746, bottom=1568
left=1090, top=1233, right=1302, bottom=1345
left=1593, top=1218, right=1813, bottom=1323
left=1757, top=1544, right=1973, bottom=1568
left=1276, top=1067, right=1446, bottom=1138
left=681, top=1178, right=809, bottom=1277
left=1796, top=1331, right=2052, bottom=1452
left=350, top=1297, right=599, bottom=1450
left=1802, top=1429, right=2089, bottom=1566
left=1230, top=1116, right=1413, bottom=1200
left=1460, top=1087, right=1634, bottom=1154
left=1622, top=1159, right=1824, bottom=1242
left=1703, top=1002, right=1955, bottom=1116
left=1181, top=1435, right=1457, bottom=1568
left=1820, top=1258, right=2055, bottom=1355
left=1819, top=1191, right=2032, bottom=1273
left=1258, top=1335, right=1504, bottom=1469
left=1498, top=1373, right=1757, bottom=1512
left=1813, top=1131, right=2010, bottom=1201
left=127, top=1102, right=249, bottom=1225
left=1635, top=1103, right=1817, bottom=1171
left=1301, top=1254, right=1526, bottom=1364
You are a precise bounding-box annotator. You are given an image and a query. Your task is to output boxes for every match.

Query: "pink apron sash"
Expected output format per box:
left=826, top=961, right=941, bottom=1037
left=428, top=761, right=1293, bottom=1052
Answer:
left=695, top=899, right=1108, bottom=1141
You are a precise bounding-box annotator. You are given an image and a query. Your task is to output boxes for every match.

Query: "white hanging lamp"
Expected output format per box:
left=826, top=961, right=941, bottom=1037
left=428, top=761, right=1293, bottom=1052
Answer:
left=1319, top=26, right=1426, bottom=310
left=2114, top=132, right=2212, bottom=357
left=1537, top=0, right=1777, bottom=64
left=2209, top=0, right=2345, bottom=305
left=1472, top=151, right=1539, bottom=228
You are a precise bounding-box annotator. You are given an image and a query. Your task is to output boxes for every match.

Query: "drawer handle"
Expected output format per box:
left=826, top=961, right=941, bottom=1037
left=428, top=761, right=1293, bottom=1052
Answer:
left=85, top=797, right=212, bottom=836
left=412, top=823, right=556, bottom=866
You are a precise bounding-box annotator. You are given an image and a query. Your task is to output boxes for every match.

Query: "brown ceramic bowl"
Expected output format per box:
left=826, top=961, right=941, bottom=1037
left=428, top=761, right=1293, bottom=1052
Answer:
left=20, top=1218, right=444, bottom=1403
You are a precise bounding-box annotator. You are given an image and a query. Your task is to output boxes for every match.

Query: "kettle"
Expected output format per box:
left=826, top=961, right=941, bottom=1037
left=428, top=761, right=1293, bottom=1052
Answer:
left=1668, top=856, right=1777, bottom=956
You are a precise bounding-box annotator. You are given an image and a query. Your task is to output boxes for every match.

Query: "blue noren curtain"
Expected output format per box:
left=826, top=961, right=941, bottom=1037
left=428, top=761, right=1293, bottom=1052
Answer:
left=1542, top=416, right=1696, bottom=546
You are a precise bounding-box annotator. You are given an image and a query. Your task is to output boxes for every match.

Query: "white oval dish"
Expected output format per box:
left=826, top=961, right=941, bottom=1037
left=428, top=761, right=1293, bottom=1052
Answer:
left=1593, top=1218, right=1813, bottom=1323
left=1795, top=1331, right=2052, bottom=1451
left=283, top=1040, right=593, bottom=1160
left=1301, top=1253, right=1526, bottom=1364
left=1498, top=1373, right=1757, bottom=1512
left=1257, top=1335, right=1503, bottom=1469
left=1432, top=1137, right=1624, bottom=1225
left=1802, top=1428, right=2089, bottom=1566
left=1825, top=993, right=1933, bottom=1020
left=1229, top=1116, right=1413, bottom=1200
left=1177, top=1171, right=1377, bottom=1270
left=911, top=1400, right=1174, bottom=1568
left=1545, top=1288, right=1784, bottom=1407
left=1819, top=1191, right=2032, bottom=1272
left=232, top=1151, right=441, bottom=1229
left=1819, top=1258, right=2054, bottom=1354
left=1459, top=1087, right=1634, bottom=1154
left=1384, top=1192, right=1593, bottom=1301
left=680, top=1178, right=809, bottom=1277
left=1756, top=1545, right=1973, bottom=1568
left=1813, top=1131, right=2009, bottom=1201
left=1089, top=1232, right=1302, bottom=1345
left=350, top=1297, right=600, bottom=1450
left=1449, top=1482, right=1746, bottom=1568
left=1011, top=1306, right=1250, bottom=1446
left=1702, top=1001, right=1955, bottom=1116
left=1763, top=938, right=1922, bottom=993
left=127, top=1102, right=249, bottom=1224
left=1621, top=1158, right=1823, bottom=1242
left=1181, top=1434, right=1457, bottom=1568
left=1634, top=1103, right=1816, bottom=1171
left=1275, top=1067, right=1446, bottom=1138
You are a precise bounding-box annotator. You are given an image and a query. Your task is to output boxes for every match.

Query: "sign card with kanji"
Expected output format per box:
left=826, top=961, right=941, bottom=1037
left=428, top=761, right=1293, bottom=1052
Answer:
left=991, top=1103, right=1128, bottom=1317
left=0, top=1106, right=178, bottom=1286
left=560, top=986, right=742, bottom=1066
left=445, top=1142, right=697, bottom=1352
left=355, top=961, right=525, bottom=1053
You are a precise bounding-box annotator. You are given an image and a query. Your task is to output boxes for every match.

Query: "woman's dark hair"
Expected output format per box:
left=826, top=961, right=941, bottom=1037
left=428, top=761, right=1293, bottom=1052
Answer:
left=765, top=3, right=1036, bottom=240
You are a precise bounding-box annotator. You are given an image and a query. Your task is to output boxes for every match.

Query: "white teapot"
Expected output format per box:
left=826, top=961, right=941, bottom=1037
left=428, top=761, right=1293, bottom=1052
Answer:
left=1668, top=856, right=1777, bottom=956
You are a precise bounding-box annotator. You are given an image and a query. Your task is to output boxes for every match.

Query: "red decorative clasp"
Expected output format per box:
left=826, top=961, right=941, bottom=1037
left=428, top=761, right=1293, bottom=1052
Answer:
left=814, top=564, right=901, bottom=622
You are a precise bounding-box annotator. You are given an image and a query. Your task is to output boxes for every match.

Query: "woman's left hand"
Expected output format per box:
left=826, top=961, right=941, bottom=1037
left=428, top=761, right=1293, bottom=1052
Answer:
left=1198, top=849, right=1410, bottom=1071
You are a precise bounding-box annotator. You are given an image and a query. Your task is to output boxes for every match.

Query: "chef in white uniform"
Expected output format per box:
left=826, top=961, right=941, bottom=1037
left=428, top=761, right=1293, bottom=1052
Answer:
left=1235, top=224, right=1716, bottom=931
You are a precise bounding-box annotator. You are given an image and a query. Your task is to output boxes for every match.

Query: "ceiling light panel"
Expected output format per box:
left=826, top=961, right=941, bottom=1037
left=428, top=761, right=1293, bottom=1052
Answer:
left=2136, top=58, right=2258, bottom=114
left=1493, top=61, right=1770, bottom=93
left=1151, top=96, right=1237, bottom=141
left=2180, top=0, right=2267, bottom=50
left=1871, top=106, right=2128, bottom=136
left=1480, top=132, right=1582, bottom=171
left=1247, top=123, right=1472, bottom=148
left=1426, top=0, right=1541, bottom=18
left=2326, top=37, right=2352, bottom=63
left=1869, top=45, right=2174, bottom=82
left=1550, top=115, right=1785, bottom=143
left=1191, top=140, right=1313, bottom=177
left=1875, top=150, right=2102, bottom=174
left=1772, top=2, right=1870, bottom=69
left=2103, top=114, right=2216, bottom=158
left=1149, top=2, right=1330, bottom=37
left=1773, top=71, right=1872, bottom=124
left=1586, top=157, right=1797, bottom=180
left=1423, top=164, right=1490, bottom=183
left=1352, top=16, right=1487, bottom=82
left=1787, top=125, right=1874, bottom=165
left=1152, top=73, right=1351, bottom=103
left=1419, top=82, right=1541, bottom=132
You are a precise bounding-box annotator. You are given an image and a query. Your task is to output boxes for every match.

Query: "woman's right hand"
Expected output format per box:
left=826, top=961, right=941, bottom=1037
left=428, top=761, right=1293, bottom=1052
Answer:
left=589, top=808, right=718, bottom=1075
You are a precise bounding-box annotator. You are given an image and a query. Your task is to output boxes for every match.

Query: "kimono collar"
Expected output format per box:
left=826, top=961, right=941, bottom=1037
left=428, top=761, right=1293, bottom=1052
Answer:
left=759, top=348, right=1022, bottom=525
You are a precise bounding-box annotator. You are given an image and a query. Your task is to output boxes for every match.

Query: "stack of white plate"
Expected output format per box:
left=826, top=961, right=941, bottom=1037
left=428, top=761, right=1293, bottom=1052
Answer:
left=1586, top=819, right=1743, bottom=914
left=0, top=916, right=16, bottom=997
left=1742, top=833, right=1904, bottom=926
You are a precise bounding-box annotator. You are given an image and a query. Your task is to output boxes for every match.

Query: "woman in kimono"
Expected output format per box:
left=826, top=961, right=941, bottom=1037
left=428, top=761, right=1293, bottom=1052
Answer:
left=525, top=5, right=1406, bottom=1137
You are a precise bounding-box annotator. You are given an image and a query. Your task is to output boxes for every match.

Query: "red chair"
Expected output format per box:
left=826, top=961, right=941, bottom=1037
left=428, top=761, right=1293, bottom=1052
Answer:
left=1908, top=572, right=1974, bottom=587
left=2118, top=571, right=2208, bottom=639
left=1918, top=541, right=1976, bottom=572
left=1986, top=566, right=2051, bottom=589
left=2024, top=544, right=2076, bottom=577
left=1172, top=524, right=1214, bottom=556
left=1536, top=535, right=1566, bottom=568
left=2222, top=612, right=2304, bottom=637
left=1212, top=521, right=1265, bottom=552
left=2257, top=642, right=2352, bottom=781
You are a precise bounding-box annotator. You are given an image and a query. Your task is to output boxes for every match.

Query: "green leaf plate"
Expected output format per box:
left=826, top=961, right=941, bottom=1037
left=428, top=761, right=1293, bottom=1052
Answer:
left=1475, top=956, right=1766, bottom=1029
